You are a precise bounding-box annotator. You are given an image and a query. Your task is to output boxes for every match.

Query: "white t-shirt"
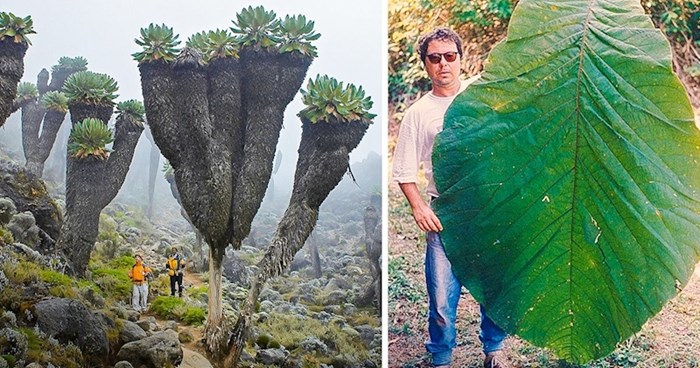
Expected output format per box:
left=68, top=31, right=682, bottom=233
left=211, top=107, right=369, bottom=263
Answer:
left=392, top=77, right=476, bottom=197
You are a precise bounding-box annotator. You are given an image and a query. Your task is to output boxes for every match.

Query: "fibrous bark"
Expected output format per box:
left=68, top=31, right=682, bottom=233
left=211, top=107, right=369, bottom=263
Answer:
left=137, top=48, right=312, bottom=360
left=21, top=68, right=78, bottom=177
left=145, top=129, right=160, bottom=220
left=0, top=39, right=28, bottom=127
left=56, top=107, right=144, bottom=276
left=309, top=233, right=322, bottom=279
left=225, top=117, right=369, bottom=365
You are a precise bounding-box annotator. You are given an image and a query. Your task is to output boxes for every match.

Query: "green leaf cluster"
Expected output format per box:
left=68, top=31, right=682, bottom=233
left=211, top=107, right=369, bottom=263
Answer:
left=186, top=29, right=239, bottom=61
left=231, top=5, right=281, bottom=49
left=68, top=118, right=113, bottom=160
left=162, top=160, right=173, bottom=180
left=643, top=0, right=700, bottom=42
left=40, top=91, right=68, bottom=113
left=16, top=81, right=38, bottom=101
left=116, top=99, right=145, bottom=125
left=63, top=70, right=119, bottom=106
left=51, top=56, right=88, bottom=74
left=0, top=12, right=35, bottom=45
left=299, top=75, right=375, bottom=124
left=132, top=23, right=181, bottom=63
left=277, top=15, right=321, bottom=57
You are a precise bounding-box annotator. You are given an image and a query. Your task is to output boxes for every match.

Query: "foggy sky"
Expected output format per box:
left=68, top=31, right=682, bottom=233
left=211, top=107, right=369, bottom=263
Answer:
left=4, top=0, right=383, bottom=185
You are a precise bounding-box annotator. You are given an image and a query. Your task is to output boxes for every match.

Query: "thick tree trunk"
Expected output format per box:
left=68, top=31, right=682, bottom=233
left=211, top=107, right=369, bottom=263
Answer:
left=225, top=117, right=369, bottom=365
left=205, top=244, right=230, bottom=361
left=0, top=39, right=28, bottom=127
left=25, top=109, right=66, bottom=177
left=355, top=205, right=382, bottom=310
left=229, top=51, right=311, bottom=247
left=68, top=102, right=113, bottom=125
left=57, top=115, right=143, bottom=276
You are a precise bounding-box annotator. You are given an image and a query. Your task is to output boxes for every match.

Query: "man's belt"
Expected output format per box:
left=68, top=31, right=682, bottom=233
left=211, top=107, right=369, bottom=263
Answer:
left=133, top=280, right=146, bottom=285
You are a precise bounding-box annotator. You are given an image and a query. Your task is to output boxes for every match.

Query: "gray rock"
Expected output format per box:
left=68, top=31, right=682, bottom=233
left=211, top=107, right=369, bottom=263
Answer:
left=110, top=304, right=129, bottom=320
left=0, top=162, right=62, bottom=253
left=178, top=330, right=194, bottom=344
left=136, top=316, right=159, bottom=332
left=259, top=300, right=275, bottom=313
left=33, top=298, right=109, bottom=359
left=260, top=288, right=283, bottom=302
left=0, top=327, right=27, bottom=360
left=114, top=361, right=134, bottom=368
left=300, top=337, right=329, bottom=354
left=119, top=319, right=147, bottom=344
left=180, top=348, right=213, bottom=368
left=163, top=320, right=178, bottom=331
left=222, top=254, right=252, bottom=287
left=0, top=311, right=16, bottom=328
left=355, top=325, right=378, bottom=347
left=116, top=329, right=183, bottom=368
left=0, top=270, right=7, bottom=293
left=325, top=290, right=348, bottom=305
left=24, top=363, right=42, bottom=368
left=0, top=356, right=7, bottom=368
left=10, top=243, right=44, bottom=264
left=81, top=287, right=105, bottom=308
left=0, top=197, right=16, bottom=225
left=343, top=303, right=357, bottom=316
left=256, top=348, right=289, bottom=366
left=7, top=211, right=40, bottom=248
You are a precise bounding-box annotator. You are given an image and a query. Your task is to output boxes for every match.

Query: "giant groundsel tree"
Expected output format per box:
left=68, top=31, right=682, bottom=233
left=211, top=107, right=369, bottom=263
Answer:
left=16, top=57, right=88, bottom=176
left=55, top=71, right=144, bottom=275
left=0, top=12, right=34, bottom=126
left=433, top=0, right=700, bottom=363
left=134, top=6, right=374, bottom=364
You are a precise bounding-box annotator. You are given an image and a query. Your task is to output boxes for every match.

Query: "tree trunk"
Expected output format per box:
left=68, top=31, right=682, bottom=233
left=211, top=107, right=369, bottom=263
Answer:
left=309, top=234, right=322, bottom=279
left=355, top=205, right=381, bottom=310
left=68, top=102, right=113, bottom=126
left=0, top=39, right=28, bottom=127
left=205, top=244, right=230, bottom=360
left=57, top=113, right=143, bottom=276
left=229, top=51, right=311, bottom=247
left=25, top=109, right=67, bottom=177
left=225, top=117, right=369, bottom=365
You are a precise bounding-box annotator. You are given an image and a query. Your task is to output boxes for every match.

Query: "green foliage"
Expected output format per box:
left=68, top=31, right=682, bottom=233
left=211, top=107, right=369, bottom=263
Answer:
left=0, top=12, right=35, bottom=45
left=62, top=70, right=119, bottom=105
left=434, top=0, right=700, bottom=363
left=642, top=0, right=700, bottom=42
left=40, top=91, right=69, bottom=113
left=133, top=23, right=181, bottom=63
left=89, top=255, right=134, bottom=300
left=299, top=75, right=376, bottom=124
left=2, top=261, right=40, bottom=284
left=20, top=327, right=83, bottom=368
left=181, top=306, right=206, bottom=325
left=187, top=29, right=239, bottom=62
left=16, top=81, right=38, bottom=101
left=451, top=0, right=514, bottom=27
left=231, top=5, right=281, bottom=49
left=39, top=268, right=72, bottom=286
left=162, top=160, right=174, bottom=180
left=51, top=56, right=88, bottom=74
left=150, top=295, right=185, bottom=319
left=277, top=15, right=320, bottom=57
left=68, top=118, right=113, bottom=160
left=116, top=99, right=146, bottom=125
left=188, top=285, right=208, bottom=300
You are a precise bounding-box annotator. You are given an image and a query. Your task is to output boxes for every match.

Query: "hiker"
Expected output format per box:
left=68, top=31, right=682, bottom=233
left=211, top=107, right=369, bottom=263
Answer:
left=128, top=254, right=152, bottom=312
left=166, top=246, right=186, bottom=297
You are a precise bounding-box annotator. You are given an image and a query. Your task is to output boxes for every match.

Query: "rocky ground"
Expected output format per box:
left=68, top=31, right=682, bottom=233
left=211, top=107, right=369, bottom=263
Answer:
left=0, top=154, right=381, bottom=368
left=388, top=181, right=700, bottom=368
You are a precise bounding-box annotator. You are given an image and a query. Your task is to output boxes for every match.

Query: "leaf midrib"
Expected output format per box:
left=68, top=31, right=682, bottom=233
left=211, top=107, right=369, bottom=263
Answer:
left=569, top=0, right=596, bottom=358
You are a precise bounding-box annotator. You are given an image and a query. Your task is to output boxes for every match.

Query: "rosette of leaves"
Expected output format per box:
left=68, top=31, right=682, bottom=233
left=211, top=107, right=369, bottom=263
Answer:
left=67, top=118, right=113, bottom=160
left=116, top=99, right=145, bottom=126
left=63, top=71, right=119, bottom=106
left=15, top=81, right=38, bottom=104
left=132, top=23, right=181, bottom=63
left=186, top=29, right=239, bottom=62
left=230, top=5, right=280, bottom=49
left=51, top=56, right=88, bottom=74
left=186, top=31, right=209, bottom=54
left=276, top=15, right=320, bottom=57
left=0, top=12, right=36, bottom=45
left=162, top=160, right=173, bottom=180
left=299, top=75, right=376, bottom=124
left=40, top=91, right=68, bottom=113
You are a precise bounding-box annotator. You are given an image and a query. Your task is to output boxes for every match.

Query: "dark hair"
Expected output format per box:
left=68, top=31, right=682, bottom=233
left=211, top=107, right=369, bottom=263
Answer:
left=418, top=27, right=463, bottom=63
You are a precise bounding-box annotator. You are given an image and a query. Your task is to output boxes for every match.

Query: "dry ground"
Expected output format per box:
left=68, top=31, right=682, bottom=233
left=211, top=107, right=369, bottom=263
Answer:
left=388, top=181, right=700, bottom=368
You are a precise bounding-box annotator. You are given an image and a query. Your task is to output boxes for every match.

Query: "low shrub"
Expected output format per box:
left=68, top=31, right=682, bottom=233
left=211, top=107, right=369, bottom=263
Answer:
left=181, top=306, right=206, bottom=326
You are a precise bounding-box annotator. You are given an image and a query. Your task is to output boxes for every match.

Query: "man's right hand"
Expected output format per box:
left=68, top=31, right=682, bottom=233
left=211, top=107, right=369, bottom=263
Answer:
left=398, top=182, right=443, bottom=233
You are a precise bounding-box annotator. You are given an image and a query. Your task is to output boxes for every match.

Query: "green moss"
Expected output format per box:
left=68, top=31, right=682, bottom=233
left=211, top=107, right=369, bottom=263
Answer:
left=1, top=355, right=16, bottom=367
left=259, top=312, right=368, bottom=360
left=0, top=227, right=14, bottom=245
left=19, top=327, right=82, bottom=368
left=150, top=296, right=186, bottom=319
left=89, top=257, right=134, bottom=300
left=181, top=306, right=206, bottom=326
left=2, top=261, right=40, bottom=284
left=48, top=285, right=77, bottom=299
left=0, top=285, right=21, bottom=309
left=188, top=285, right=208, bottom=300
left=39, top=268, right=72, bottom=286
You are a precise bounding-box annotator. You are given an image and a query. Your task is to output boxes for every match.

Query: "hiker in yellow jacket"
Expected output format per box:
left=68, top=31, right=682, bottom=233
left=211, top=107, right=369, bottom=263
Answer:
left=166, top=247, right=186, bottom=297
left=128, top=254, right=152, bottom=312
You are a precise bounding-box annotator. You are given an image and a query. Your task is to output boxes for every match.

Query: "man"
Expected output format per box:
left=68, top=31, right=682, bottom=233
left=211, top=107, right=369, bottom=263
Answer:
left=165, top=246, right=186, bottom=297
left=128, top=254, right=152, bottom=313
left=392, top=27, right=510, bottom=368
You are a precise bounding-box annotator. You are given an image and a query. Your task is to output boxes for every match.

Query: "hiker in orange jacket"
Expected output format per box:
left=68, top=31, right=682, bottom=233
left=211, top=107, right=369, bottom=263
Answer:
left=165, top=247, right=186, bottom=297
left=128, top=254, right=152, bottom=312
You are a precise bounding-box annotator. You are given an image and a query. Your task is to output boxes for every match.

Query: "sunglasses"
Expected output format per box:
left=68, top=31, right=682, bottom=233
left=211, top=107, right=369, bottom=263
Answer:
left=426, top=51, right=459, bottom=64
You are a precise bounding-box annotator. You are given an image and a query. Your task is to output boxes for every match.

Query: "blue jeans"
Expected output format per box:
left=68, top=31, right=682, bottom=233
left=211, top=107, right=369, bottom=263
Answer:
left=425, top=231, right=506, bottom=365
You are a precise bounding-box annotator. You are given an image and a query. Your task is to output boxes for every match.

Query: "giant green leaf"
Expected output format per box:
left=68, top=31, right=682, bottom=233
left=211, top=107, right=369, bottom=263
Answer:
left=433, top=0, right=700, bottom=363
